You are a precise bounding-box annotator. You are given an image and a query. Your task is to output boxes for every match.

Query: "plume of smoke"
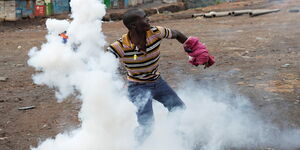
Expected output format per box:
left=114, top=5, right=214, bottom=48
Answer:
left=28, top=0, right=137, bottom=150
left=140, top=80, right=300, bottom=150
left=28, top=0, right=300, bottom=150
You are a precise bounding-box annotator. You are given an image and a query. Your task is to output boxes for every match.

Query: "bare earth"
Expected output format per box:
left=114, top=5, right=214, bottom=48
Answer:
left=0, top=0, right=299, bottom=149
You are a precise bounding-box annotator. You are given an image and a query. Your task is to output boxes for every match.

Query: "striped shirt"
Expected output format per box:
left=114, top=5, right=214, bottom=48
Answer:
left=107, top=26, right=173, bottom=82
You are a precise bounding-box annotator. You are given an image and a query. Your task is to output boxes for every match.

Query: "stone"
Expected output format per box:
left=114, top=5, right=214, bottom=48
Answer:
left=15, top=64, right=24, bottom=67
left=41, top=124, right=52, bottom=130
left=0, top=137, right=8, bottom=140
left=256, top=37, right=264, bottom=40
left=236, top=81, right=246, bottom=85
left=247, top=84, right=255, bottom=87
left=256, top=76, right=262, bottom=80
left=242, top=56, right=251, bottom=59
left=15, top=97, right=22, bottom=102
left=281, top=64, right=290, bottom=68
left=241, top=51, right=249, bottom=56
left=0, top=77, right=8, bottom=82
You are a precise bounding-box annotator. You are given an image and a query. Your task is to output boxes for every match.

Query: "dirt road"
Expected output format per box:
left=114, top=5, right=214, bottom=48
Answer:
left=0, top=0, right=299, bottom=149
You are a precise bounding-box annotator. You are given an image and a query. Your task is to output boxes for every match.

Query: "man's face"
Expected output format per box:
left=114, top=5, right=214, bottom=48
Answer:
left=133, top=10, right=151, bottom=32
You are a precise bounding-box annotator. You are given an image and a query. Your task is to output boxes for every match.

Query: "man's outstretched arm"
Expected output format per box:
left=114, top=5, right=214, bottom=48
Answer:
left=171, top=30, right=188, bottom=44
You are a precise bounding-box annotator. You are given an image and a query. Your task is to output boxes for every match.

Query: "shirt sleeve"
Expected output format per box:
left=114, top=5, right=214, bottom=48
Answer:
left=156, top=26, right=173, bottom=39
left=106, top=41, right=124, bottom=58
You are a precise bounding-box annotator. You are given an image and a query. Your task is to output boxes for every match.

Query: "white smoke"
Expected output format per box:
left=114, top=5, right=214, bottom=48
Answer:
left=28, top=0, right=137, bottom=150
left=144, top=80, right=300, bottom=150
left=28, top=0, right=300, bottom=150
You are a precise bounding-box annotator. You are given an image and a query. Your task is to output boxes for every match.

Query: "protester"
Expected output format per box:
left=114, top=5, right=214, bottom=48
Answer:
left=107, top=8, right=214, bottom=143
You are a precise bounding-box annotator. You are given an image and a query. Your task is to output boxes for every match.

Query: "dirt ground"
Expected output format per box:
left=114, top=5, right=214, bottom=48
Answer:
left=0, top=0, right=300, bottom=149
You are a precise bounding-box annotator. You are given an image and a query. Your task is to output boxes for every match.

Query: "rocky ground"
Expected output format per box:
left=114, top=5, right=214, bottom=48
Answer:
left=0, top=0, right=300, bottom=149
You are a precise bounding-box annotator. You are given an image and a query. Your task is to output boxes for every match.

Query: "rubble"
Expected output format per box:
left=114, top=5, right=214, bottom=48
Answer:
left=0, top=77, right=8, bottom=82
left=256, top=76, right=263, bottom=80
left=41, top=124, right=52, bottom=130
left=0, top=137, right=8, bottom=140
left=236, top=81, right=246, bottom=85
left=241, top=51, right=249, bottom=56
left=281, top=64, right=290, bottom=68
left=247, top=84, right=255, bottom=87
left=15, top=97, right=23, bottom=102
left=15, top=64, right=24, bottom=67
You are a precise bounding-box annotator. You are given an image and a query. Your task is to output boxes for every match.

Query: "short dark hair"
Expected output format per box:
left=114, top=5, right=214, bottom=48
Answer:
left=123, top=8, right=144, bottom=29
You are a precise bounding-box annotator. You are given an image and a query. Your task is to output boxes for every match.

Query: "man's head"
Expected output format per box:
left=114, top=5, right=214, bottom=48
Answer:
left=123, top=9, right=151, bottom=32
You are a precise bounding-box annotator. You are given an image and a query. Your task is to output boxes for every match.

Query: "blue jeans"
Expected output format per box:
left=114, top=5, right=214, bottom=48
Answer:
left=128, top=77, right=185, bottom=142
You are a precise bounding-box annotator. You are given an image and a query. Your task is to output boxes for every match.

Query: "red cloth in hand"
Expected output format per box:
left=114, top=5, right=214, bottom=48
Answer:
left=183, top=37, right=215, bottom=67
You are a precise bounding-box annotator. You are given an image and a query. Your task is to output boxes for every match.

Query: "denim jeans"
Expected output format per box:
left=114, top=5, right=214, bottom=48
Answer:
left=128, top=77, right=185, bottom=142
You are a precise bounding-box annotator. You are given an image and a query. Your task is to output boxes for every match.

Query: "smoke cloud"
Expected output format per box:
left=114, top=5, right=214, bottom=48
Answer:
left=28, top=0, right=137, bottom=150
left=28, top=0, right=300, bottom=150
left=146, top=80, right=300, bottom=150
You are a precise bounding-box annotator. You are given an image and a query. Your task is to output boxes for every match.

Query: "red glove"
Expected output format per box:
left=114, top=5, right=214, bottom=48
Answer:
left=183, top=37, right=215, bottom=67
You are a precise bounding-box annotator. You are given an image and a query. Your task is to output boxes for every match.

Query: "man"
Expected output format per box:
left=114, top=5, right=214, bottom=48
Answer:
left=106, top=8, right=210, bottom=142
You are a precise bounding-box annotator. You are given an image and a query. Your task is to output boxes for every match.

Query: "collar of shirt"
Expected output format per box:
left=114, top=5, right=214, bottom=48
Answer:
left=121, top=28, right=154, bottom=50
